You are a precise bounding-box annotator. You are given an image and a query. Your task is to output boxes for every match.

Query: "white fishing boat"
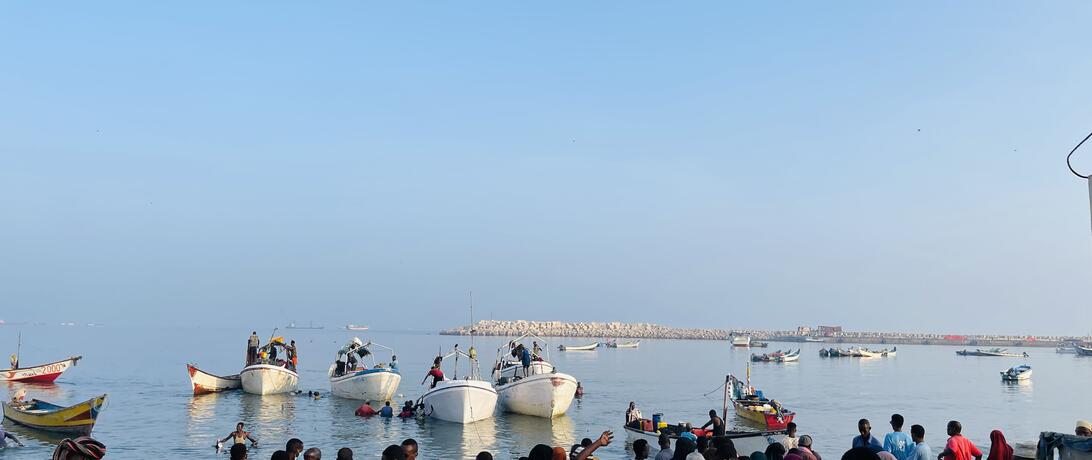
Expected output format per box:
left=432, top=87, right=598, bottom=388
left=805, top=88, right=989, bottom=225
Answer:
left=240, top=336, right=299, bottom=395
left=493, top=333, right=578, bottom=418
left=186, top=364, right=241, bottom=395
left=419, top=345, right=497, bottom=423
left=558, top=342, right=599, bottom=351
left=328, top=339, right=401, bottom=401
left=803, top=336, right=825, bottom=343
left=346, top=324, right=369, bottom=331
left=775, top=349, right=800, bottom=363
left=1000, top=365, right=1032, bottom=382
left=606, top=340, right=641, bottom=348
left=731, top=336, right=752, bottom=347
left=241, top=364, right=299, bottom=395
left=881, top=347, right=897, bottom=357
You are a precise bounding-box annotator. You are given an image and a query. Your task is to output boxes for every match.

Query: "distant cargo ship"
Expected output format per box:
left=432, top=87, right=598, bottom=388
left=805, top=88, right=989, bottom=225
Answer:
left=346, top=324, right=369, bottom=331
left=285, top=321, right=324, bottom=330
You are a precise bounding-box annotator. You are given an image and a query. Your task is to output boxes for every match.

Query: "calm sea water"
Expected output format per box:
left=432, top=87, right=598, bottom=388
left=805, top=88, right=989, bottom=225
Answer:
left=0, top=326, right=1088, bottom=459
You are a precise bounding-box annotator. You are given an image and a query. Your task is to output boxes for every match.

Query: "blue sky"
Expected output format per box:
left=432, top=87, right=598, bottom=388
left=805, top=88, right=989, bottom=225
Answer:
left=3, top=2, right=1092, bottom=334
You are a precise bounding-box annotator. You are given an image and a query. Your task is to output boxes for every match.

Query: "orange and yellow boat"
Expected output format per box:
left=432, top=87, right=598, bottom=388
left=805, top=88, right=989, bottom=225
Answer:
left=2, top=394, right=107, bottom=434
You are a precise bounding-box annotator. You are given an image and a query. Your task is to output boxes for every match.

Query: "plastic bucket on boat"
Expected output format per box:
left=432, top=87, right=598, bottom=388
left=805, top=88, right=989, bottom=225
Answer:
left=652, top=413, right=663, bottom=428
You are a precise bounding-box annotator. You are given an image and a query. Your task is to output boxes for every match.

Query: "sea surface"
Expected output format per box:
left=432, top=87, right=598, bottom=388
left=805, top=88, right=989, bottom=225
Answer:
left=0, top=326, right=1088, bottom=459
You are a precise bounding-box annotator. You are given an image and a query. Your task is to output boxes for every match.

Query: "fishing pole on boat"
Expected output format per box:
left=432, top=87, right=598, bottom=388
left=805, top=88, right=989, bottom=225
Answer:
left=1065, top=129, right=1092, bottom=233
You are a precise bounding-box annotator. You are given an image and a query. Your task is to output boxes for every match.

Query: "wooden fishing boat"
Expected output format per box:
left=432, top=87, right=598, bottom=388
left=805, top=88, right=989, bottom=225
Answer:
left=956, top=348, right=1028, bottom=358
left=558, top=342, right=599, bottom=351
left=775, top=350, right=800, bottom=363
left=186, top=364, right=241, bottom=395
left=2, top=394, right=107, bottom=434
left=1, top=356, right=82, bottom=383
left=1000, top=365, right=1032, bottom=382
left=606, top=340, right=641, bottom=349
left=727, top=374, right=795, bottom=430
left=623, top=423, right=784, bottom=456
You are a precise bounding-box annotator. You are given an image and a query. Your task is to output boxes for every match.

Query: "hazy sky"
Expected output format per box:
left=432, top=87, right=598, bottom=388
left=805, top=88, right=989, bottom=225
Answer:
left=3, top=2, right=1092, bottom=334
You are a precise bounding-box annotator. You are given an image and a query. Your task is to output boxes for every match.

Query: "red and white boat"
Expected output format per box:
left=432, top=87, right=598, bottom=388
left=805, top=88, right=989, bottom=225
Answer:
left=1, top=356, right=82, bottom=383
left=186, top=364, right=242, bottom=395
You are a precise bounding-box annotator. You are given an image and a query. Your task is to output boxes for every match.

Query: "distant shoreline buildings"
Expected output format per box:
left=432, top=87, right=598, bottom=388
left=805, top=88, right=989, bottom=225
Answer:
left=440, top=319, right=1086, bottom=348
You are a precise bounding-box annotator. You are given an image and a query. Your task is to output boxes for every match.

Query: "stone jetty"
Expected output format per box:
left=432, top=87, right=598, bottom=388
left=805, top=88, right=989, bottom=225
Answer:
left=441, top=320, right=1084, bottom=348
left=441, top=320, right=729, bottom=340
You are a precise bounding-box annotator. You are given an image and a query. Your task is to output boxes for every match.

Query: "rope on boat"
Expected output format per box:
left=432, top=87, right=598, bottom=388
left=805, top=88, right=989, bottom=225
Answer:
left=1067, top=129, right=1092, bottom=179
left=702, top=381, right=726, bottom=397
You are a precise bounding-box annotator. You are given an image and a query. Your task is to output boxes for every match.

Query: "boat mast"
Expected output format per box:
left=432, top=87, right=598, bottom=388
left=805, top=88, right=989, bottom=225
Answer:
left=722, top=374, right=729, bottom=420
left=15, top=332, right=20, bottom=368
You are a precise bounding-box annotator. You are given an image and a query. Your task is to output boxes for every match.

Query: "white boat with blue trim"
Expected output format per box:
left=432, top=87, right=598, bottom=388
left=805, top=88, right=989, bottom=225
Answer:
left=328, top=338, right=401, bottom=401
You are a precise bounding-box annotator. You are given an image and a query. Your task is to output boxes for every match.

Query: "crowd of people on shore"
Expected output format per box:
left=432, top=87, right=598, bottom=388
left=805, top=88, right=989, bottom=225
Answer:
left=213, top=413, right=1092, bottom=460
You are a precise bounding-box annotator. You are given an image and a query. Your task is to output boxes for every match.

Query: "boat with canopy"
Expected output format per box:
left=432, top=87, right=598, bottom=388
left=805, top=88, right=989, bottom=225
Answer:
left=492, top=333, right=577, bottom=418
left=241, top=335, right=299, bottom=395
left=328, top=338, right=401, bottom=401
left=418, top=344, right=497, bottom=423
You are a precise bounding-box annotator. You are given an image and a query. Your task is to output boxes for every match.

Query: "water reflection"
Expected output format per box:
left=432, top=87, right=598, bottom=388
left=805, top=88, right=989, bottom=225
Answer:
left=419, top=416, right=498, bottom=458
left=5, top=382, right=68, bottom=401
left=502, top=413, right=576, bottom=455
left=1001, top=379, right=1033, bottom=398
left=2, top=420, right=67, bottom=448
left=240, top=393, right=297, bottom=425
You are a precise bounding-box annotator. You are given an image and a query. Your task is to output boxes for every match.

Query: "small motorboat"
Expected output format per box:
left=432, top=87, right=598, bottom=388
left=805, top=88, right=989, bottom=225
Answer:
left=558, top=342, right=599, bottom=351
left=606, top=340, right=641, bottom=349
left=731, top=336, right=752, bottom=347
left=956, top=348, right=1028, bottom=358
left=328, top=339, right=401, bottom=401
left=623, top=414, right=785, bottom=456
left=882, top=347, right=897, bottom=357
left=775, top=350, right=801, bottom=363
left=186, top=364, right=241, bottom=395
left=419, top=345, right=497, bottom=423
left=1056, top=344, right=1078, bottom=354
left=1, top=356, right=82, bottom=383
left=803, top=336, right=825, bottom=343
left=1076, top=345, right=1092, bottom=357
left=493, top=333, right=578, bottom=418
left=1001, top=365, right=1032, bottom=382
left=819, top=348, right=830, bottom=357
left=3, top=394, right=107, bottom=434
left=346, top=324, right=369, bottom=331
left=750, top=341, right=769, bottom=348
left=727, top=374, right=795, bottom=430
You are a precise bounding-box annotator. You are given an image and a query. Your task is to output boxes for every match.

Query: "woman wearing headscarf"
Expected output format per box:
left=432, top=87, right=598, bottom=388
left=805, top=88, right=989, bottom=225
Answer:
left=987, top=431, right=1013, bottom=460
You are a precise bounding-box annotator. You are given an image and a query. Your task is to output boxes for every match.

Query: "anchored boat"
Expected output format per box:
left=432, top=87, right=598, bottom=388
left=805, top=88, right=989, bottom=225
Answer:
left=1, top=356, right=82, bottom=383
left=623, top=417, right=783, bottom=456
left=493, top=333, right=577, bottom=418
left=605, top=340, right=641, bottom=348
left=328, top=338, right=401, bottom=401
left=727, top=373, right=795, bottom=430
left=241, top=336, right=299, bottom=395
left=956, top=348, right=1028, bottom=358
left=1000, top=365, right=1032, bottom=382
left=731, top=336, right=752, bottom=347
left=186, top=364, right=241, bottom=395
left=418, top=345, right=497, bottom=423
left=2, top=394, right=107, bottom=435
left=558, top=342, right=599, bottom=351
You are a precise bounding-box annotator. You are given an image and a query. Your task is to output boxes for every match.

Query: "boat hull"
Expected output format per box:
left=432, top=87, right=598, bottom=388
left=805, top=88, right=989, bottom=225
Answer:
left=329, top=367, right=401, bottom=401
left=420, top=380, right=497, bottom=423
left=559, top=343, right=598, bottom=351
left=1, top=357, right=82, bottom=383
left=240, top=364, right=299, bottom=395
left=187, top=364, right=241, bottom=395
left=497, top=372, right=577, bottom=418
left=2, top=394, right=107, bottom=435
left=495, top=362, right=555, bottom=380
left=733, top=400, right=795, bottom=430
left=623, top=425, right=783, bottom=455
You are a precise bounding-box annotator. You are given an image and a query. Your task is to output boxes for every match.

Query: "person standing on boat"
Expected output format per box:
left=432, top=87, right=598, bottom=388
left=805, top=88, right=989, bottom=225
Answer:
left=532, top=341, right=543, bottom=359
left=853, top=419, right=883, bottom=453
left=8, top=353, right=17, bottom=370
left=885, top=414, right=913, bottom=460
left=422, top=365, right=444, bottom=388
left=625, top=402, right=643, bottom=428
left=219, top=422, right=258, bottom=447
left=520, top=345, right=533, bottom=377
left=246, top=332, right=259, bottom=366
left=286, top=340, right=298, bottom=371
left=701, top=410, right=726, bottom=437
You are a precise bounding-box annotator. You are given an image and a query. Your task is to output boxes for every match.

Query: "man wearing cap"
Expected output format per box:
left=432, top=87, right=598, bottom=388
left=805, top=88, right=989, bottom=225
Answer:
left=1077, top=421, right=1092, bottom=437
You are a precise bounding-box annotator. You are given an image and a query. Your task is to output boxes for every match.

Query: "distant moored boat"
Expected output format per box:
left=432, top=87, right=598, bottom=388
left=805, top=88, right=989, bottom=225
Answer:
left=1, top=356, right=82, bottom=383
left=186, top=364, right=242, bottom=395
left=346, top=324, right=369, bottom=331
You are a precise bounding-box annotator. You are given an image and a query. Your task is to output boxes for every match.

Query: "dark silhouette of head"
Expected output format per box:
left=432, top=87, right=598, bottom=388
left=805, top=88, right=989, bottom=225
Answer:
left=230, top=443, right=247, bottom=460
left=336, top=447, right=353, bottom=460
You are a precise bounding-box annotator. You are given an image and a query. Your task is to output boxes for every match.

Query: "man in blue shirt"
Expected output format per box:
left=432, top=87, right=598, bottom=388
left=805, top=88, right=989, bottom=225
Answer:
left=885, top=414, right=914, bottom=460
left=852, top=419, right=883, bottom=453
left=379, top=401, right=394, bottom=417
left=906, top=424, right=931, bottom=460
